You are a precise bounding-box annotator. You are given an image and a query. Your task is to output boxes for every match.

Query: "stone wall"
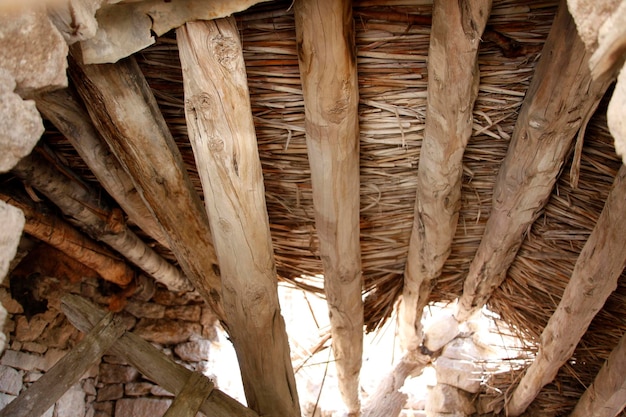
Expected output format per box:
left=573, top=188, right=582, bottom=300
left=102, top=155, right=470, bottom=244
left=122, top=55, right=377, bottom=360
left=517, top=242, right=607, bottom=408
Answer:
left=0, top=264, right=220, bottom=417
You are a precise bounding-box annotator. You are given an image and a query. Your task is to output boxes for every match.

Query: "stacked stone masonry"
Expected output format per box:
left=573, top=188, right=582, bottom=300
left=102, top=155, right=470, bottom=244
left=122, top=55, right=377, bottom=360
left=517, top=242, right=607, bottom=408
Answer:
left=0, top=269, right=220, bottom=417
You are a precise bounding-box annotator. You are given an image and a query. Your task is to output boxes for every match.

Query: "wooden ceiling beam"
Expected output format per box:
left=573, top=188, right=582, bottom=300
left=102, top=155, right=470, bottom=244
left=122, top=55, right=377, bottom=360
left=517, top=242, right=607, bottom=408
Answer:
left=506, top=165, right=626, bottom=416
left=457, top=0, right=610, bottom=321
left=36, top=88, right=170, bottom=249
left=176, top=18, right=300, bottom=417
left=571, top=329, right=626, bottom=417
left=69, top=53, right=225, bottom=320
left=294, top=0, right=363, bottom=412
left=399, top=0, right=492, bottom=350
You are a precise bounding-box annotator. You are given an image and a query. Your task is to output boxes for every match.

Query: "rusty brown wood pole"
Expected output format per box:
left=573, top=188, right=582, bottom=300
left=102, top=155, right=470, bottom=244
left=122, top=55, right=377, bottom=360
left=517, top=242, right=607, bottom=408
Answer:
left=177, top=18, right=301, bottom=417
left=294, top=0, right=364, bottom=413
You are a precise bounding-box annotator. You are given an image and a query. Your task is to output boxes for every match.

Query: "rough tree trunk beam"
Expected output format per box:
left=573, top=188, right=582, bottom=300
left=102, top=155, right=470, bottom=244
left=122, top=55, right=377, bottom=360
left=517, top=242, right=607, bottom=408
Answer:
left=0, top=192, right=134, bottom=286
left=457, top=0, right=610, bottom=321
left=571, top=329, right=626, bottom=417
left=399, top=0, right=492, bottom=351
left=506, top=165, right=626, bottom=416
left=69, top=52, right=225, bottom=321
left=61, top=294, right=259, bottom=417
left=293, top=0, right=363, bottom=413
left=177, top=18, right=300, bottom=417
left=11, top=152, right=190, bottom=292
left=36, top=88, right=170, bottom=249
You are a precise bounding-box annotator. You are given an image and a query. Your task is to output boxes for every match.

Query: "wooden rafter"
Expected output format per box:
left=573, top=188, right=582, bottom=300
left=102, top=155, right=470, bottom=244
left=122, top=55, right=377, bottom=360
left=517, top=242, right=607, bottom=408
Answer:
left=457, top=0, right=610, bottom=321
left=399, top=0, right=492, bottom=350
left=506, top=165, right=626, bottom=416
left=294, top=0, right=363, bottom=412
left=69, top=53, right=225, bottom=320
left=177, top=18, right=300, bottom=417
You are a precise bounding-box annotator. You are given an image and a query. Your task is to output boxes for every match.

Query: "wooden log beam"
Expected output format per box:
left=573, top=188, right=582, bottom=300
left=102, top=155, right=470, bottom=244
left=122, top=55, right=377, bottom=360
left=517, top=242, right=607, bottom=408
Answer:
left=0, top=312, right=126, bottom=417
left=0, top=191, right=134, bottom=286
left=69, top=53, right=225, bottom=321
left=35, top=88, right=170, bottom=249
left=12, top=151, right=190, bottom=291
left=399, top=0, right=492, bottom=350
left=457, top=0, right=610, bottom=321
left=177, top=18, right=300, bottom=417
left=163, top=371, right=214, bottom=417
left=61, top=294, right=259, bottom=417
left=506, top=165, right=626, bottom=416
left=571, top=330, right=626, bottom=417
left=293, top=0, right=363, bottom=412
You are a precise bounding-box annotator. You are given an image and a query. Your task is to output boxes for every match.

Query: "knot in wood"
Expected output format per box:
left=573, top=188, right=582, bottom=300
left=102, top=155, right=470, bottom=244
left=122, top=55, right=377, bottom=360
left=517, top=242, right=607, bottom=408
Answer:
left=208, top=136, right=225, bottom=152
left=212, top=35, right=238, bottom=70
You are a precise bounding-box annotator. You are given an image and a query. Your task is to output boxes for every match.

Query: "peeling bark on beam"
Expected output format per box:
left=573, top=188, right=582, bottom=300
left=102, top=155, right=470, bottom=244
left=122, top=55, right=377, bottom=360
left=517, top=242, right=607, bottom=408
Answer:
left=177, top=18, right=300, bottom=417
left=457, top=0, right=610, bottom=321
left=69, top=53, right=225, bottom=321
left=12, top=151, right=190, bottom=291
left=36, top=88, right=170, bottom=249
left=0, top=191, right=134, bottom=286
left=506, top=165, right=626, bottom=417
left=399, top=0, right=492, bottom=350
left=571, top=330, right=626, bottom=417
left=294, top=0, right=363, bottom=412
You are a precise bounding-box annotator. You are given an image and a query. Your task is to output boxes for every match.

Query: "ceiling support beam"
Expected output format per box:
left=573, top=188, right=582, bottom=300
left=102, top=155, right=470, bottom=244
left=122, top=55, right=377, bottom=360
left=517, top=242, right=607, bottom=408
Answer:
left=506, top=165, right=626, bottom=416
left=177, top=18, right=301, bottom=417
left=294, top=0, right=363, bottom=413
left=571, top=329, right=626, bottom=417
left=12, top=151, right=189, bottom=291
left=399, top=0, right=492, bottom=350
left=36, top=88, right=170, bottom=249
left=457, top=0, right=610, bottom=321
left=69, top=53, right=225, bottom=320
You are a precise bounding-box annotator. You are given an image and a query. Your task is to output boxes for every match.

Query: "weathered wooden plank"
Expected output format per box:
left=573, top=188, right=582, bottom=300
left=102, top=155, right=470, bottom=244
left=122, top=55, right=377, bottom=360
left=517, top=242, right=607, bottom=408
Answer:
left=80, top=0, right=273, bottom=64
left=399, top=0, right=492, bottom=350
left=69, top=52, right=224, bottom=320
left=61, top=294, right=259, bottom=417
left=177, top=18, right=300, bottom=417
left=0, top=312, right=126, bottom=417
left=12, top=151, right=189, bottom=290
left=163, top=371, right=213, bottom=417
left=457, top=0, right=610, bottom=321
left=0, top=191, right=134, bottom=286
left=36, top=88, right=170, bottom=249
left=506, top=165, right=626, bottom=416
left=571, top=330, right=626, bottom=417
left=293, top=0, right=363, bottom=412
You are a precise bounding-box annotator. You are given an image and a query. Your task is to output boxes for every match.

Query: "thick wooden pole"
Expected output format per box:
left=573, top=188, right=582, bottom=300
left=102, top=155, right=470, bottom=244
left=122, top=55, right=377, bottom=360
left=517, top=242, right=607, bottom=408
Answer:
left=457, top=0, right=610, bottom=321
left=399, top=0, right=492, bottom=350
left=177, top=18, right=300, bottom=417
left=35, top=88, right=170, bottom=249
left=69, top=53, right=224, bottom=321
left=0, top=192, right=134, bottom=286
left=12, top=152, right=190, bottom=291
left=293, top=0, right=363, bottom=412
left=61, top=295, right=259, bottom=417
left=506, top=165, right=626, bottom=416
left=571, top=331, right=626, bottom=417
left=0, top=312, right=127, bottom=417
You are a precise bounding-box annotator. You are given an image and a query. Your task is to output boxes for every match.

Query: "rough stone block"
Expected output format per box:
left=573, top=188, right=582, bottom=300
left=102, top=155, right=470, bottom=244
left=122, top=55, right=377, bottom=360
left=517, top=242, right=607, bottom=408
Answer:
left=435, top=357, right=482, bottom=394
left=22, top=341, right=47, bottom=354
left=165, top=305, right=201, bottom=322
left=125, top=381, right=154, bottom=397
left=96, top=383, right=124, bottom=401
left=0, top=200, right=24, bottom=286
left=42, top=348, right=67, bottom=371
left=0, top=349, right=45, bottom=371
left=15, top=315, right=48, bottom=342
left=55, top=383, right=85, bottom=417
left=0, top=287, right=23, bottom=315
left=124, top=300, right=165, bottom=319
left=133, top=319, right=201, bottom=345
left=150, top=384, right=174, bottom=397
left=98, top=363, right=139, bottom=384
left=0, top=365, right=22, bottom=395
left=174, top=337, right=211, bottom=362
left=426, top=383, right=475, bottom=415
left=424, top=312, right=460, bottom=353
left=114, top=398, right=172, bottom=417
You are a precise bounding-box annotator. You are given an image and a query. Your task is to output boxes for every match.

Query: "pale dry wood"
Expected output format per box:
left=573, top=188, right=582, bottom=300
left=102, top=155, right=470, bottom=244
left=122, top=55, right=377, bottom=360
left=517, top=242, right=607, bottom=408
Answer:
left=69, top=53, right=224, bottom=320
left=163, top=371, right=213, bottom=417
left=177, top=18, right=300, bottom=417
left=0, top=312, right=126, bottom=417
left=608, top=66, right=626, bottom=165
left=61, top=294, right=259, bottom=417
left=457, top=0, right=610, bottom=321
left=36, top=88, right=170, bottom=248
left=293, top=0, right=363, bottom=412
left=12, top=151, right=190, bottom=291
left=571, top=330, right=626, bottom=417
left=399, top=0, right=492, bottom=350
left=0, top=191, right=134, bottom=286
left=80, top=0, right=272, bottom=64
left=506, top=165, right=626, bottom=416
left=47, top=0, right=103, bottom=44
